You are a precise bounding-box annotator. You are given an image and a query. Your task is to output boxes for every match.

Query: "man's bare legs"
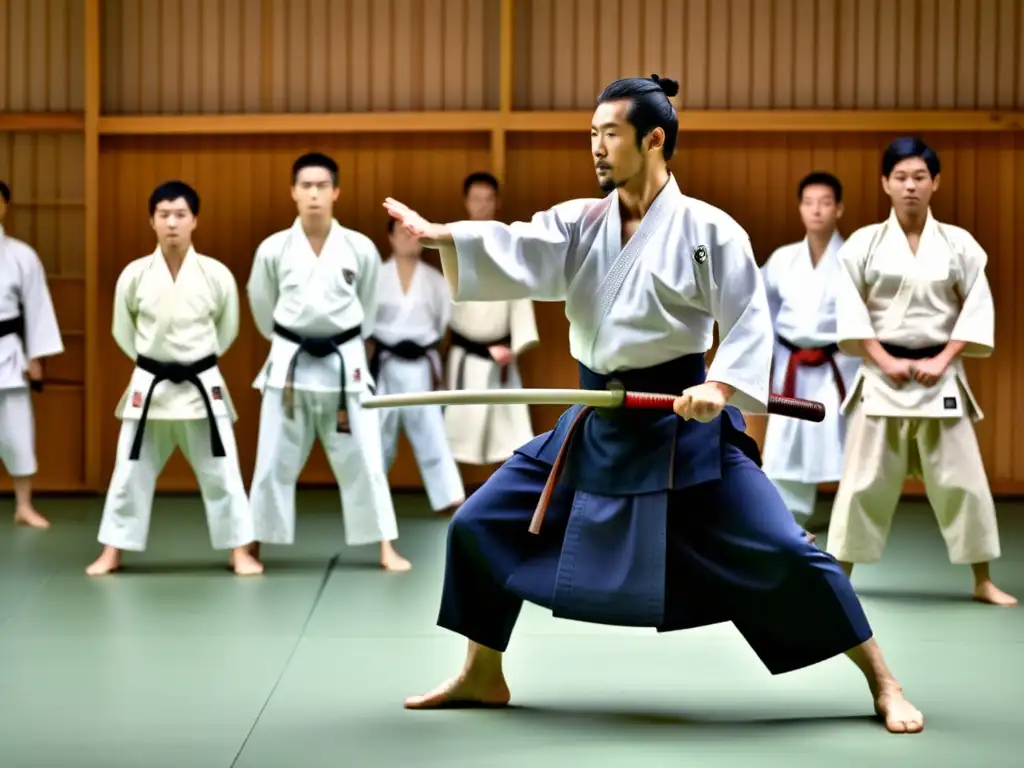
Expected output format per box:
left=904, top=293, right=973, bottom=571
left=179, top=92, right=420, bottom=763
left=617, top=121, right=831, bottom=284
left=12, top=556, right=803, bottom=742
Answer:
left=404, top=641, right=509, bottom=709
left=405, top=637, right=924, bottom=733
left=12, top=476, right=49, bottom=528
left=970, top=562, right=1017, bottom=606
left=846, top=637, right=924, bottom=732
left=841, top=560, right=1017, bottom=606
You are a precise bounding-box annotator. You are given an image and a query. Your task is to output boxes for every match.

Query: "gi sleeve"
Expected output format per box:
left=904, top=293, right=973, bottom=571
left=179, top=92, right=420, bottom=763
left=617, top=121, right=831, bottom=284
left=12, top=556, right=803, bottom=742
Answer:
left=212, top=262, right=241, bottom=355
left=447, top=199, right=591, bottom=302
left=246, top=239, right=280, bottom=342
left=508, top=298, right=539, bottom=356
left=949, top=229, right=994, bottom=358
left=355, top=239, right=382, bottom=338
left=702, top=235, right=772, bottom=414
left=111, top=263, right=140, bottom=360
left=834, top=228, right=878, bottom=358
left=15, top=246, right=63, bottom=360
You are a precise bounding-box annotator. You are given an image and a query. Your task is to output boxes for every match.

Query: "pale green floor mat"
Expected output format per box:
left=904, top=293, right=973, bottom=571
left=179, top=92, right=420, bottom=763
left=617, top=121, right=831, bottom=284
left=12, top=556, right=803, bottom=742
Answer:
left=0, top=491, right=1022, bottom=767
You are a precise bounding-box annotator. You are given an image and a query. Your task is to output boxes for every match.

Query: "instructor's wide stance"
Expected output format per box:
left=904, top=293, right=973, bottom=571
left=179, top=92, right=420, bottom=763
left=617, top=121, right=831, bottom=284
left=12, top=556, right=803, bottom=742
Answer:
left=384, top=75, right=923, bottom=733
left=827, top=138, right=1016, bottom=607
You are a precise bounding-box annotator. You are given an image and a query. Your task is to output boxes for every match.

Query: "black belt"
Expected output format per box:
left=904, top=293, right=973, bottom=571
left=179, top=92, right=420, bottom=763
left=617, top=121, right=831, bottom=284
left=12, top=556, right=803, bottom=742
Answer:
left=369, top=337, right=442, bottom=389
left=449, top=330, right=512, bottom=389
left=0, top=315, right=43, bottom=393
left=130, top=354, right=223, bottom=460
left=881, top=343, right=946, bottom=360
left=273, top=322, right=362, bottom=433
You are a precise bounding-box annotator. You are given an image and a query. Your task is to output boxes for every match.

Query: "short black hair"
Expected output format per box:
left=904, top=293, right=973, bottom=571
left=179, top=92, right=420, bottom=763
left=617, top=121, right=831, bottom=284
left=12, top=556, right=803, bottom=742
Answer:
left=148, top=180, right=199, bottom=216
left=292, top=152, right=339, bottom=186
left=882, top=137, right=940, bottom=177
left=463, top=171, right=499, bottom=197
left=0, top=181, right=9, bottom=204
left=798, top=171, right=843, bottom=204
left=596, top=74, right=680, bottom=160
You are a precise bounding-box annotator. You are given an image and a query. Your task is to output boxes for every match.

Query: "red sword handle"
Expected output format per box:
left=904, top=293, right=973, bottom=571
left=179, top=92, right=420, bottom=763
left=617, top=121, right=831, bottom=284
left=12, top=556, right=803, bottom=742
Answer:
left=621, top=391, right=825, bottom=423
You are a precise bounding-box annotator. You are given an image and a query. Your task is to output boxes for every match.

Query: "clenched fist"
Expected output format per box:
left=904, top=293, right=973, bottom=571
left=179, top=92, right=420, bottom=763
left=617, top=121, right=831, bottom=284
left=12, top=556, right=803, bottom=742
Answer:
left=673, top=382, right=730, bottom=423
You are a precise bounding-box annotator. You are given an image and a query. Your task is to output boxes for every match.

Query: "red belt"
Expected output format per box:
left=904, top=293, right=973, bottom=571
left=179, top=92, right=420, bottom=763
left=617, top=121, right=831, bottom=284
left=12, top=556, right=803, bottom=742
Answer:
left=778, top=337, right=846, bottom=402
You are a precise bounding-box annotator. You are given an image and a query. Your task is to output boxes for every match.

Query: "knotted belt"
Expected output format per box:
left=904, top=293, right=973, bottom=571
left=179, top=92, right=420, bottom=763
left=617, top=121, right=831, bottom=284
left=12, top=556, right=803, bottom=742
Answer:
left=368, top=338, right=442, bottom=390
left=0, top=314, right=43, bottom=393
left=450, top=330, right=512, bottom=389
left=880, top=342, right=946, bottom=360
left=777, top=335, right=846, bottom=401
left=130, top=354, right=223, bottom=460
left=273, top=322, right=361, bottom=433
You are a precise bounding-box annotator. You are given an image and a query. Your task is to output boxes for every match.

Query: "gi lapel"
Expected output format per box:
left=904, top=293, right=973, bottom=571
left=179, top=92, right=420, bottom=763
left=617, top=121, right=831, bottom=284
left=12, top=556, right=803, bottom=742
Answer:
left=592, top=174, right=680, bottom=329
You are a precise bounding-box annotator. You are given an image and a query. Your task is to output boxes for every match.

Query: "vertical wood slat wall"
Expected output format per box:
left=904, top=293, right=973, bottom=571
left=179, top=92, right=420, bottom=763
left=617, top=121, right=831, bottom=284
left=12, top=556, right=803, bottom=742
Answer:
left=0, top=0, right=1023, bottom=495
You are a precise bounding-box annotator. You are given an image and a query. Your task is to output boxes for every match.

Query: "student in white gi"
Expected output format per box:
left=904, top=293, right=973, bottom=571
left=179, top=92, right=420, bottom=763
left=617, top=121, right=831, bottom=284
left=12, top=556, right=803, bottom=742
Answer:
left=0, top=181, right=64, bottom=529
left=372, top=218, right=465, bottom=514
left=247, top=152, right=410, bottom=572
left=444, top=172, right=540, bottom=466
left=828, top=138, right=1016, bottom=607
left=761, top=172, right=860, bottom=531
left=86, top=181, right=262, bottom=576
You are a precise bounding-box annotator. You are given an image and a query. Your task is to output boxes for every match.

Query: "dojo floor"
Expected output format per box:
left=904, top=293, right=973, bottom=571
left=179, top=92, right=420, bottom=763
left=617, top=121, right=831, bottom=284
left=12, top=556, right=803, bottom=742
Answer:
left=1, top=492, right=1022, bottom=768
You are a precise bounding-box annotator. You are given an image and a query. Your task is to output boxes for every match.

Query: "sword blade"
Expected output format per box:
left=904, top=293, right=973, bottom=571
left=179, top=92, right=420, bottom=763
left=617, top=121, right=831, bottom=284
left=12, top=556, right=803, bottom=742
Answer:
left=361, top=388, right=624, bottom=409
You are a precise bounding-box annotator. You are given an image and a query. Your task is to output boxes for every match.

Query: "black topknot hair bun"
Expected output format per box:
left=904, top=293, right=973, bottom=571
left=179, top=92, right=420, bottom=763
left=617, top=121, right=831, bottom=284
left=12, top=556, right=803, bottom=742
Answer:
left=651, top=74, right=680, bottom=98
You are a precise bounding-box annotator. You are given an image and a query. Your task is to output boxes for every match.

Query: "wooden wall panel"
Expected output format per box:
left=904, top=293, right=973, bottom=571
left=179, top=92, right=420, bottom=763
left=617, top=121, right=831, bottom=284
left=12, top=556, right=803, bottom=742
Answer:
left=96, top=132, right=493, bottom=491
left=0, top=0, right=85, bottom=112
left=514, top=0, right=1024, bottom=111
left=505, top=131, right=1024, bottom=490
left=100, top=0, right=502, bottom=115
left=0, top=132, right=87, bottom=490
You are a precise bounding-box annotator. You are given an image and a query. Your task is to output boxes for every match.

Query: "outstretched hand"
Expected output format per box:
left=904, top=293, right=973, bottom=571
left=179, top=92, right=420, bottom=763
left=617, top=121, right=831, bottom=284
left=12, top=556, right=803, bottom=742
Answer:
left=383, top=198, right=450, bottom=246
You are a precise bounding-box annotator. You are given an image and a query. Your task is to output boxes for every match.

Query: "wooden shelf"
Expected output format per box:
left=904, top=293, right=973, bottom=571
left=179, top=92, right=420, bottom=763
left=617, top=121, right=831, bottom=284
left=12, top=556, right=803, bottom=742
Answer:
left=504, top=109, right=1024, bottom=133
left=97, top=111, right=502, bottom=135
left=0, top=113, right=85, bottom=131
left=88, top=109, right=1024, bottom=136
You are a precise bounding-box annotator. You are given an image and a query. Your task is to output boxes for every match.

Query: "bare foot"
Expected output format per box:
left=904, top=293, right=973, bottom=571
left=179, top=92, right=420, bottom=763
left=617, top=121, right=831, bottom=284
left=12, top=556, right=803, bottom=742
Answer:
left=13, top=505, right=50, bottom=529
left=404, top=673, right=511, bottom=710
left=973, top=581, right=1018, bottom=606
left=247, top=541, right=261, bottom=561
left=874, top=685, right=924, bottom=733
left=86, top=546, right=122, bottom=576
left=231, top=547, right=264, bottom=576
left=380, top=541, right=411, bottom=572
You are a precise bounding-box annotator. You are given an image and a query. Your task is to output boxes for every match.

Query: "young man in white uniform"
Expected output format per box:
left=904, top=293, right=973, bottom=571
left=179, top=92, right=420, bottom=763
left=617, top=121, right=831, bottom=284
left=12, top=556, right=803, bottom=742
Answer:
left=371, top=218, right=465, bottom=514
left=86, top=181, right=262, bottom=576
left=828, top=138, right=1016, bottom=607
left=247, top=153, right=410, bottom=572
left=444, top=172, right=540, bottom=466
left=385, top=75, right=924, bottom=734
left=0, top=181, right=65, bottom=529
left=760, top=172, right=860, bottom=531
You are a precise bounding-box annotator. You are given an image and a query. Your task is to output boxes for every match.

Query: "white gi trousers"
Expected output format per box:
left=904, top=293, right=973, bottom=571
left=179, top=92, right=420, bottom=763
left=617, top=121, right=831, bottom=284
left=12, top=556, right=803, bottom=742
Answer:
left=0, top=388, right=36, bottom=477
left=98, top=416, right=255, bottom=551
left=249, top=387, right=399, bottom=546
left=378, top=356, right=464, bottom=511
left=826, top=401, right=1002, bottom=565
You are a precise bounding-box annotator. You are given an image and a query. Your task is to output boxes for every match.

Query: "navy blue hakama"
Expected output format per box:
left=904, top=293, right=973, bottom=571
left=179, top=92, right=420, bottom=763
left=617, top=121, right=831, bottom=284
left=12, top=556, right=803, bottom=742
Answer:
left=437, top=354, right=872, bottom=675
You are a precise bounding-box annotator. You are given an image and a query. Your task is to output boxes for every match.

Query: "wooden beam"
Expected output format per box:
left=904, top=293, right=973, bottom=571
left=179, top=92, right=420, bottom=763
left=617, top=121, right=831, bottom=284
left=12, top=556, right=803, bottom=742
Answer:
left=498, top=0, right=515, bottom=114
left=91, top=109, right=1024, bottom=137
left=97, top=111, right=502, bottom=135
left=83, top=0, right=101, bottom=490
left=0, top=113, right=85, bottom=132
left=503, top=109, right=1024, bottom=132
left=491, top=0, right=515, bottom=183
